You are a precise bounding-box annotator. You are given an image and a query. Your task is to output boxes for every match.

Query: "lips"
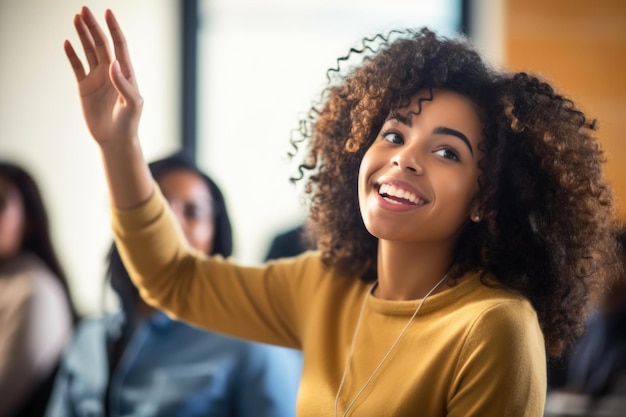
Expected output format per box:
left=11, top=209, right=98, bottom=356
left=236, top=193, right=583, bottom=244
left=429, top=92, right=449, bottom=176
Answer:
left=378, top=182, right=427, bottom=205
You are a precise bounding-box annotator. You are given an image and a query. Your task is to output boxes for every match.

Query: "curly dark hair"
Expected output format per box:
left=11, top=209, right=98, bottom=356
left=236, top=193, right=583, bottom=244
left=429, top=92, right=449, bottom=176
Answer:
left=289, top=28, right=620, bottom=358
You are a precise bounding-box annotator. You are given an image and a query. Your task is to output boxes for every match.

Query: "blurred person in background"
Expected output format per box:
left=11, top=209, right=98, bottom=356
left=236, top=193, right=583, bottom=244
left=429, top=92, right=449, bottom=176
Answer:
left=0, top=161, right=78, bottom=417
left=264, top=223, right=312, bottom=262
left=545, top=225, right=626, bottom=417
left=45, top=152, right=301, bottom=417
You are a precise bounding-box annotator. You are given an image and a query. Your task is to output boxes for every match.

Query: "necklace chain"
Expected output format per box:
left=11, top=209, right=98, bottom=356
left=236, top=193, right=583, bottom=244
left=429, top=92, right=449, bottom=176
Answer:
left=334, top=273, right=450, bottom=417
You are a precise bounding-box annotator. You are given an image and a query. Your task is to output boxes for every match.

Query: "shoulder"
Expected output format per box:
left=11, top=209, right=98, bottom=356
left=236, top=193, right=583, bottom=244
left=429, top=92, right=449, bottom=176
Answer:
left=454, top=272, right=536, bottom=315
left=264, top=250, right=336, bottom=290
left=468, top=294, right=540, bottom=337
left=0, top=253, right=65, bottom=312
left=466, top=279, right=540, bottom=329
left=455, top=274, right=545, bottom=355
left=56, top=316, right=114, bottom=383
left=72, top=314, right=117, bottom=341
left=265, top=250, right=325, bottom=271
left=62, top=316, right=109, bottom=355
left=444, top=275, right=548, bottom=415
left=267, top=250, right=366, bottom=297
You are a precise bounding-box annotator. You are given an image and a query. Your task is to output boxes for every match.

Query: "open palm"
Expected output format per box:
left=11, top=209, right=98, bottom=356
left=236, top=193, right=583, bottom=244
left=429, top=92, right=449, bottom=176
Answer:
left=64, top=7, right=143, bottom=145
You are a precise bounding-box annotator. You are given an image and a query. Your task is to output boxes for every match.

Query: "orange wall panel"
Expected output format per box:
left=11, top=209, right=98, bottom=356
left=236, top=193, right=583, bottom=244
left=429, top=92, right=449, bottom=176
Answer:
left=505, top=0, right=626, bottom=218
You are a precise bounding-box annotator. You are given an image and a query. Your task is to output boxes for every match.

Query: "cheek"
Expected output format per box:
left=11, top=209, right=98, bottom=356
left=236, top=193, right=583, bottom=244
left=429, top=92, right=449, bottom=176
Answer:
left=188, top=221, right=215, bottom=254
left=357, top=155, right=382, bottom=234
left=447, top=177, right=475, bottom=197
left=357, top=160, right=371, bottom=217
left=357, top=153, right=375, bottom=201
left=437, top=173, right=480, bottom=215
left=0, top=204, right=26, bottom=257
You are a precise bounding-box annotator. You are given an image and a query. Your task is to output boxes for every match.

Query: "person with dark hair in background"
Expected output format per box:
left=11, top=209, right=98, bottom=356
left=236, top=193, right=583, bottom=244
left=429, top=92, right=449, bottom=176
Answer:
left=63, top=7, right=620, bottom=416
left=264, top=224, right=313, bottom=262
left=45, top=152, right=300, bottom=417
left=0, top=161, right=78, bottom=417
left=545, top=225, right=626, bottom=416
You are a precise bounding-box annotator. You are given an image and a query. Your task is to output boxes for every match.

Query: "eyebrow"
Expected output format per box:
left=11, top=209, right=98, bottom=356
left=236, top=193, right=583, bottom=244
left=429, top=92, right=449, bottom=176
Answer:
left=433, top=127, right=474, bottom=157
left=388, top=114, right=475, bottom=157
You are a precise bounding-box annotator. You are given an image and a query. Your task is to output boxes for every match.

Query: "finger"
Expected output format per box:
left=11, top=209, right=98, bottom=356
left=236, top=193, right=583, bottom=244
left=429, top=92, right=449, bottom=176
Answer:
left=73, top=12, right=99, bottom=69
left=110, top=60, right=143, bottom=110
left=79, top=6, right=113, bottom=66
left=104, top=9, right=137, bottom=83
left=63, top=40, right=86, bottom=82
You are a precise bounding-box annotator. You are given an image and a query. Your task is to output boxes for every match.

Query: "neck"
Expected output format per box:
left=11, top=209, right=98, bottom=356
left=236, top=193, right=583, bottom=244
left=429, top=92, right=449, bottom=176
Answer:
left=0, top=251, right=21, bottom=267
left=374, top=240, right=455, bottom=300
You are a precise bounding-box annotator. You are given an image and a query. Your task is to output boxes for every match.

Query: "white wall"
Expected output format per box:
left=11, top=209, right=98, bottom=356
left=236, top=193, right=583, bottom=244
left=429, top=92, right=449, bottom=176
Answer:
left=0, top=0, right=180, bottom=315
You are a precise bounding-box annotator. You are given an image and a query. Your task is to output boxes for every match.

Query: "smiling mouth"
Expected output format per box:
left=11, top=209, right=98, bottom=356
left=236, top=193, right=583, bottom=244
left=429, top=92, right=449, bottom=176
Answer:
left=378, top=183, right=427, bottom=205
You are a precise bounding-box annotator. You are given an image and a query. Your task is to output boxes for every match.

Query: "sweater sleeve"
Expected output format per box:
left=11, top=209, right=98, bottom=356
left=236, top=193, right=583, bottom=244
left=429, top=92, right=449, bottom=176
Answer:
left=112, top=185, right=315, bottom=349
left=447, top=300, right=547, bottom=417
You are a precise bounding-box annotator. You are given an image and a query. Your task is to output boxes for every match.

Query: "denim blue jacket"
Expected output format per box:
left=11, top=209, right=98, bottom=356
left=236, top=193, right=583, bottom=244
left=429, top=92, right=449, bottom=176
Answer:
left=44, top=312, right=301, bottom=417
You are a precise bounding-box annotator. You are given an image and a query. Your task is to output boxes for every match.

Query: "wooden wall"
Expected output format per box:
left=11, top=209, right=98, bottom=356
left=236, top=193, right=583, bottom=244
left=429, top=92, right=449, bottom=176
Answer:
left=504, top=0, right=626, bottom=219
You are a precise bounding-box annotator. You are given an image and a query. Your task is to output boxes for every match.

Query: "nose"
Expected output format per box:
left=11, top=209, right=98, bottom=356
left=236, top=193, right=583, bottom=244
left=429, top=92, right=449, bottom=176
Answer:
left=169, top=202, right=190, bottom=233
left=390, top=147, right=423, bottom=174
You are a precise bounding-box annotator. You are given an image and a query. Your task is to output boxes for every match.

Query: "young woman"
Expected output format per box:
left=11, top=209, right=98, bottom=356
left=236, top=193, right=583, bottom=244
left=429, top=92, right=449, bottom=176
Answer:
left=0, top=161, right=78, bottom=417
left=45, top=152, right=301, bottom=417
left=63, top=7, right=619, bottom=417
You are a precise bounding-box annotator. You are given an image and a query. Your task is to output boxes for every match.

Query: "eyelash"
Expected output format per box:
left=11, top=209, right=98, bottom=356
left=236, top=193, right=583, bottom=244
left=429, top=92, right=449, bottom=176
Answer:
left=382, top=131, right=403, bottom=144
left=381, top=131, right=462, bottom=162
left=434, top=146, right=461, bottom=162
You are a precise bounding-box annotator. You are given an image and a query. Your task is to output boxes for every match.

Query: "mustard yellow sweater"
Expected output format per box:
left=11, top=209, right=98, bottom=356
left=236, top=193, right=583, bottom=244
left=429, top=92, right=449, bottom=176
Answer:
left=113, top=187, right=546, bottom=417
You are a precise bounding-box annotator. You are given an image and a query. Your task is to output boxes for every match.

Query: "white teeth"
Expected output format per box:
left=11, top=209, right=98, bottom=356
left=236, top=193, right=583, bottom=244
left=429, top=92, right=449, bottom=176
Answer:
left=378, top=183, right=424, bottom=204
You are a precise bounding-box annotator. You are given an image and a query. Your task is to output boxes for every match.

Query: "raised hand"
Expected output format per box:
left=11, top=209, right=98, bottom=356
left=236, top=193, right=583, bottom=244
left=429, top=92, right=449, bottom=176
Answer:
left=64, top=7, right=142, bottom=146
left=64, top=7, right=153, bottom=209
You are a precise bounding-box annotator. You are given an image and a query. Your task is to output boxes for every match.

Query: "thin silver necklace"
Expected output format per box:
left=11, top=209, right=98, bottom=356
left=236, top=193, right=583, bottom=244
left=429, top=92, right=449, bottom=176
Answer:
left=334, top=272, right=450, bottom=417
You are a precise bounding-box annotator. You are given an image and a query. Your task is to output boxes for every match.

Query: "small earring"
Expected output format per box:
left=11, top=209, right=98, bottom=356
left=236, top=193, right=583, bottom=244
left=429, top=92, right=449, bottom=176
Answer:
left=472, top=214, right=481, bottom=222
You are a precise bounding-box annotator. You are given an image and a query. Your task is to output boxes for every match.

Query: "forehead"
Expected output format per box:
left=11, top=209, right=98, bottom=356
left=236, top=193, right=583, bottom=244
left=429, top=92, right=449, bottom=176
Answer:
left=398, top=89, right=481, bottom=118
left=157, top=169, right=212, bottom=197
left=0, top=176, right=19, bottom=196
left=393, top=89, right=483, bottom=139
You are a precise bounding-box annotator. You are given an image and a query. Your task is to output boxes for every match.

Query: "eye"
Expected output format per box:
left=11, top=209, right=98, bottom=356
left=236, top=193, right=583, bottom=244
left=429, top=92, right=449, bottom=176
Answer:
left=184, top=203, right=212, bottom=221
left=184, top=204, right=199, bottom=220
left=434, top=146, right=461, bottom=162
left=382, top=131, right=404, bottom=145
